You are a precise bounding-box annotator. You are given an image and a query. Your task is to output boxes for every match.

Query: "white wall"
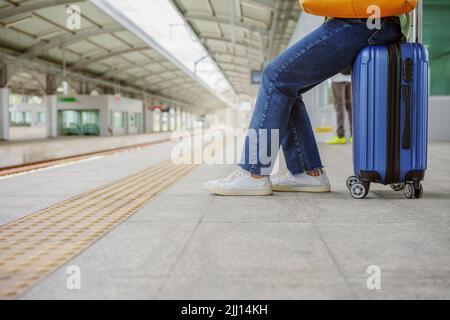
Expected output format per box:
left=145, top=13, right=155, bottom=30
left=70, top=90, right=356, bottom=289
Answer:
left=9, top=127, right=47, bottom=141
left=9, top=103, right=47, bottom=140
left=107, top=95, right=143, bottom=136
left=429, top=96, right=450, bottom=142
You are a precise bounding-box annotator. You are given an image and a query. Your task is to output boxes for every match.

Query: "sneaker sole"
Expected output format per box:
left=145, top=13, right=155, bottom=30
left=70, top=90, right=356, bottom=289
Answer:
left=272, top=185, right=331, bottom=193
left=205, top=186, right=273, bottom=196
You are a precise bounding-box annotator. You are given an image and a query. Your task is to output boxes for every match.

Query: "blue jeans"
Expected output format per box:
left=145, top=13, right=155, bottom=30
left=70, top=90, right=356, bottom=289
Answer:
left=239, top=17, right=402, bottom=176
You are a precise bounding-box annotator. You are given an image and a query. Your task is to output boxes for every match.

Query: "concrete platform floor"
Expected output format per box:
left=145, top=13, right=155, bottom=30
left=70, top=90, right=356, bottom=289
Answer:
left=1, top=142, right=450, bottom=299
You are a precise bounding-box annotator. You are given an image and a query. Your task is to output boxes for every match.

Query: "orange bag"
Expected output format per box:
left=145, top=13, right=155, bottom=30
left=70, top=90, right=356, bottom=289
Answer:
left=299, top=0, right=417, bottom=18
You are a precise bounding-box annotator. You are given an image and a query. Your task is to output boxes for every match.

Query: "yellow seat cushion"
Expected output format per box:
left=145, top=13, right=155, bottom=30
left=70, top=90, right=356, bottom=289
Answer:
left=299, top=0, right=417, bottom=18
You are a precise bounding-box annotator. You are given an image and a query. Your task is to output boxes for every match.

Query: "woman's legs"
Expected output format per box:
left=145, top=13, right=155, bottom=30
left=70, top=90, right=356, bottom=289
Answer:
left=281, top=98, right=322, bottom=175
left=205, top=17, right=402, bottom=195
left=238, top=17, right=402, bottom=176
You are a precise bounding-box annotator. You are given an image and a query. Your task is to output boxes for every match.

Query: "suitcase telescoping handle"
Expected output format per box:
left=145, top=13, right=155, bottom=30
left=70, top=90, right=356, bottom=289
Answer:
left=401, top=2, right=422, bottom=149
left=411, top=0, right=423, bottom=43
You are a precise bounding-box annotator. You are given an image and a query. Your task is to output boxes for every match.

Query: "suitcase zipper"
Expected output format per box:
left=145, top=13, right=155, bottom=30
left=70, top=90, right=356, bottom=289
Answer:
left=386, top=43, right=402, bottom=184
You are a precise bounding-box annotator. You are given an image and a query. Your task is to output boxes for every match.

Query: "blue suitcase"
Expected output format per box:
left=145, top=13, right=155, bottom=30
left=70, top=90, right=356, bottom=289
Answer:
left=347, top=43, right=429, bottom=199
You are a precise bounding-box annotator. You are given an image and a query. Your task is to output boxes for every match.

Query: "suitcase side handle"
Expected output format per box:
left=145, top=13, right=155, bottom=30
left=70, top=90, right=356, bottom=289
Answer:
left=402, top=84, right=412, bottom=149
left=402, top=57, right=413, bottom=150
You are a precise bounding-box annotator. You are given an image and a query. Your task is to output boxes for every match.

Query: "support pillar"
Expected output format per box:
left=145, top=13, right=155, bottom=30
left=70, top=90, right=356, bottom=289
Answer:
left=186, top=112, right=192, bottom=130
left=160, top=111, right=165, bottom=132
left=144, top=106, right=154, bottom=133
left=169, top=108, right=176, bottom=131
left=192, top=113, right=196, bottom=129
left=159, top=104, right=166, bottom=132
left=45, top=75, right=58, bottom=138
left=181, top=111, right=187, bottom=130
left=190, top=113, right=196, bottom=129
left=0, top=87, right=10, bottom=141
left=176, top=108, right=182, bottom=130
left=45, top=95, right=57, bottom=138
left=0, top=64, right=10, bottom=141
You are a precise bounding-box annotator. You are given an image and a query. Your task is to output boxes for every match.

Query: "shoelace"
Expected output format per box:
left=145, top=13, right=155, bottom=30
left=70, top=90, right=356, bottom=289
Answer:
left=278, top=169, right=325, bottom=181
left=278, top=172, right=293, bottom=182
left=224, top=169, right=249, bottom=181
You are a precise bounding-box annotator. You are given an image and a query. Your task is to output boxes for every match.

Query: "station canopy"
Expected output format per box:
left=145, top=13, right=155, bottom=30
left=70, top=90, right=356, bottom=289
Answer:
left=0, top=0, right=300, bottom=112
left=173, top=0, right=300, bottom=101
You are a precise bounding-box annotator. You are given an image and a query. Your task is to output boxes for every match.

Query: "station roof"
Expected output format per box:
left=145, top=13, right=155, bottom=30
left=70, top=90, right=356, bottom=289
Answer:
left=172, top=0, right=300, bottom=101
left=0, top=0, right=300, bottom=112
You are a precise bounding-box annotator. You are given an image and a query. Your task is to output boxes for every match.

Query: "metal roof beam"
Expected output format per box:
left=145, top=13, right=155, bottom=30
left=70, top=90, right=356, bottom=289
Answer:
left=130, top=69, right=183, bottom=85
left=162, top=87, right=205, bottom=98
left=158, top=81, right=196, bottom=92
left=184, top=14, right=267, bottom=34
left=21, top=24, right=123, bottom=59
left=212, top=46, right=261, bottom=56
left=2, top=52, right=198, bottom=109
left=69, top=45, right=149, bottom=70
left=213, top=52, right=260, bottom=62
left=240, top=0, right=276, bottom=11
left=216, top=59, right=258, bottom=69
left=0, top=0, right=85, bottom=20
left=100, top=60, right=166, bottom=79
left=204, top=36, right=261, bottom=51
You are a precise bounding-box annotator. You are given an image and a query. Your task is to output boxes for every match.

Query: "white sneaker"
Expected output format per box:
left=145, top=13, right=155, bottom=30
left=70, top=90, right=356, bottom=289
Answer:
left=204, top=169, right=273, bottom=196
left=272, top=171, right=331, bottom=193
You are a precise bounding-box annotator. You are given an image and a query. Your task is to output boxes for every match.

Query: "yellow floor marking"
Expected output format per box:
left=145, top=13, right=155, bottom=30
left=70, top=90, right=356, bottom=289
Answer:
left=0, top=160, right=196, bottom=299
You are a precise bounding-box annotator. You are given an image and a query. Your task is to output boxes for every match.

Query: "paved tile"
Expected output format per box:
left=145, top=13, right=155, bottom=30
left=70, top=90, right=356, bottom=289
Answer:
left=314, top=222, right=450, bottom=278
left=22, top=273, right=165, bottom=300
left=157, top=275, right=353, bottom=300
left=128, top=194, right=212, bottom=222
left=348, top=271, right=450, bottom=299
left=170, top=222, right=340, bottom=278
left=6, top=142, right=450, bottom=299
left=203, top=195, right=311, bottom=223
left=59, top=222, right=197, bottom=277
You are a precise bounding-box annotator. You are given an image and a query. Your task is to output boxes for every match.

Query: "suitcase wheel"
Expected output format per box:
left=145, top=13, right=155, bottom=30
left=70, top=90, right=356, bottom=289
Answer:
left=350, top=182, right=370, bottom=199
left=390, top=182, right=406, bottom=192
left=346, top=176, right=360, bottom=190
left=404, top=182, right=423, bottom=199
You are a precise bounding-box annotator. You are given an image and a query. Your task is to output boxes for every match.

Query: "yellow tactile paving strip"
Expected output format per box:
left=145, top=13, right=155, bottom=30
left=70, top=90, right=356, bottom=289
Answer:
left=0, top=160, right=196, bottom=299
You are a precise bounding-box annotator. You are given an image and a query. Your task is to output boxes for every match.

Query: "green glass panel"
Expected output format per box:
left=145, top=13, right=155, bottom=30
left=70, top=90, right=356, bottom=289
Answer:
left=423, top=0, right=450, bottom=95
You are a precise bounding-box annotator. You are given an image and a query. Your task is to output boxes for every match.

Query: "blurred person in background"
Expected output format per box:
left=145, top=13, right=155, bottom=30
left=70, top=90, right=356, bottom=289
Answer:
left=326, top=68, right=353, bottom=145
